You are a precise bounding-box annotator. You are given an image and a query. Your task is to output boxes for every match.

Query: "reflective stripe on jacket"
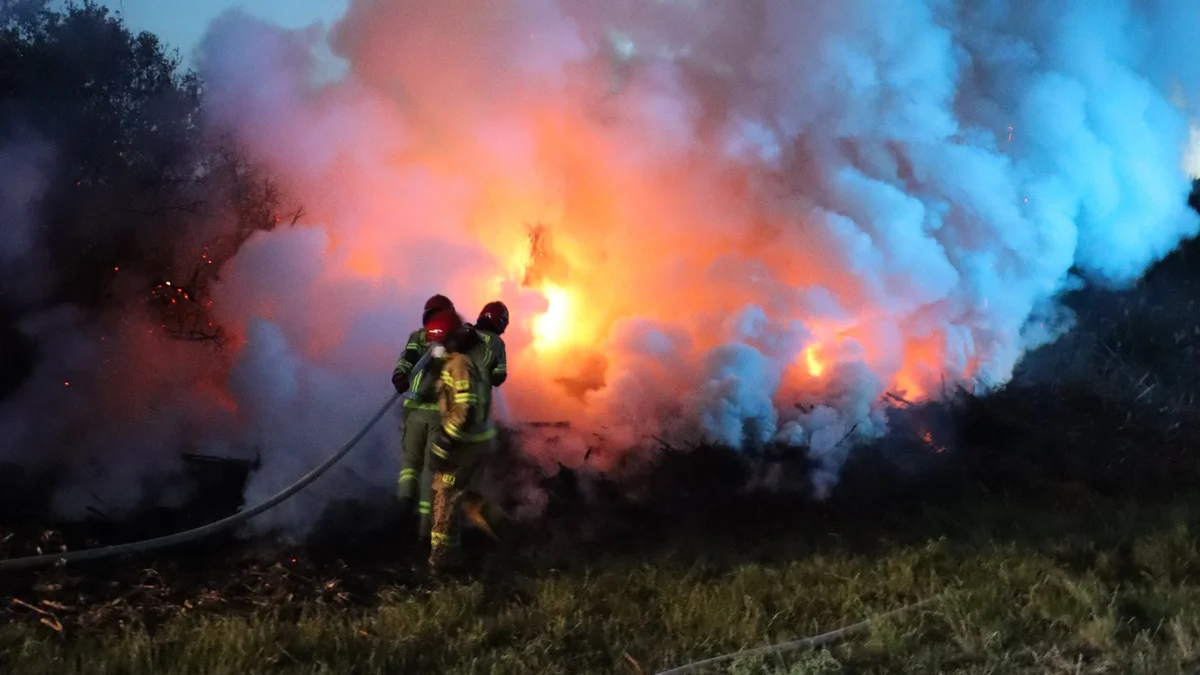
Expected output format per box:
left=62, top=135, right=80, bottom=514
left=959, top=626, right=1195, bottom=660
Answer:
left=434, top=352, right=496, bottom=446
left=474, top=328, right=508, bottom=387
left=393, top=328, right=439, bottom=410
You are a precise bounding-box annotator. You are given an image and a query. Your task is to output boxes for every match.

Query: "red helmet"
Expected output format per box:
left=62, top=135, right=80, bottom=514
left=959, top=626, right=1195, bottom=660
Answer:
left=477, top=301, right=509, bottom=335
left=422, top=294, right=454, bottom=326
left=424, top=308, right=462, bottom=343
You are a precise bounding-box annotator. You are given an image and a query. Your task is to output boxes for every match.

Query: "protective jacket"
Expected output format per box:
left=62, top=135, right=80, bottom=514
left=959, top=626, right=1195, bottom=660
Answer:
left=433, top=351, right=496, bottom=448
left=473, top=328, right=508, bottom=387
left=392, top=328, right=440, bottom=411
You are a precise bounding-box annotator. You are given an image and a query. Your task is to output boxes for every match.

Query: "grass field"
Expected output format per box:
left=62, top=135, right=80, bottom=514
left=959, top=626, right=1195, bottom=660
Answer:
left=6, top=487, right=1200, bottom=675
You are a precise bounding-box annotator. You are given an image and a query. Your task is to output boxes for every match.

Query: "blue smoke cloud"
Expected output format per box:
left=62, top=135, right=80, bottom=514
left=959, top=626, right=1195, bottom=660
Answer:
left=586, top=0, right=1199, bottom=481
left=185, top=0, right=1200, bottom=519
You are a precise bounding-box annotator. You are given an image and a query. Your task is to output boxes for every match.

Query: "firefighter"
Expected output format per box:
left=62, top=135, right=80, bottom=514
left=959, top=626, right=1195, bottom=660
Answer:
left=473, top=301, right=509, bottom=388
left=391, top=294, right=455, bottom=540
left=423, top=308, right=500, bottom=572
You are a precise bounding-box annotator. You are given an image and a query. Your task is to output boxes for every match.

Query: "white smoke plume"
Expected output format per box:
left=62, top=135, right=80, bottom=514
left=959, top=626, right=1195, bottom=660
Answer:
left=1186, top=126, right=1200, bottom=178
left=3, top=0, right=1200, bottom=537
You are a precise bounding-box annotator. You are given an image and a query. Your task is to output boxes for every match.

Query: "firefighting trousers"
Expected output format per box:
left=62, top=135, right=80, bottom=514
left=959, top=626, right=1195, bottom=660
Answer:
left=397, top=408, right=439, bottom=538
left=429, top=440, right=492, bottom=566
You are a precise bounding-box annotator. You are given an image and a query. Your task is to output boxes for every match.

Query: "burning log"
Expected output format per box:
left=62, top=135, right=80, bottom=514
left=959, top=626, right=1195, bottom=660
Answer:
left=884, top=392, right=916, bottom=407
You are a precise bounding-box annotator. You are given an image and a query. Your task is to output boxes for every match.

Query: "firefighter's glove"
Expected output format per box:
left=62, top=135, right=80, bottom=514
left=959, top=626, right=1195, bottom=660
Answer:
left=391, top=372, right=409, bottom=395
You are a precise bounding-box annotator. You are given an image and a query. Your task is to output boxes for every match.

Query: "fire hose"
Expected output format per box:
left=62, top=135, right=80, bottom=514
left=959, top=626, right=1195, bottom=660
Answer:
left=0, top=349, right=435, bottom=573
left=653, top=596, right=943, bottom=675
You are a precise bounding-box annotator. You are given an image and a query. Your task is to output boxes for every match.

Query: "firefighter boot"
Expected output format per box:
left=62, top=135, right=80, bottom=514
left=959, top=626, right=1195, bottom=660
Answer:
left=428, top=539, right=467, bottom=574
left=395, top=497, right=415, bottom=543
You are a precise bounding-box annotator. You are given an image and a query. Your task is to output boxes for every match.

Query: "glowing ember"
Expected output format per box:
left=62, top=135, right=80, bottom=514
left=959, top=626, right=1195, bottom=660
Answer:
left=921, top=431, right=946, bottom=453
left=804, top=344, right=825, bottom=378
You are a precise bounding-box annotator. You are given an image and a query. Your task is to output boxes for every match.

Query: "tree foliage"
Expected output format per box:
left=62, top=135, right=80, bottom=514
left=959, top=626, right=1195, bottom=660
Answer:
left=0, top=1, right=203, bottom=303
left=0, top=1, right=298, bottom=398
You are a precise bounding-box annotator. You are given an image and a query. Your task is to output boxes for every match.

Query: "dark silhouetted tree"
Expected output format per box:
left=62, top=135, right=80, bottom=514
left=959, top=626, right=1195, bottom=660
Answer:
left=0, top=1, right=299, bottom=397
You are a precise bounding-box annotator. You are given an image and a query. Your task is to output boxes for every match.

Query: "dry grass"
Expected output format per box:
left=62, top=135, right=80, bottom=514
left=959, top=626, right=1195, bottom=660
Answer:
left=6, top=491, right=1200, bottom=674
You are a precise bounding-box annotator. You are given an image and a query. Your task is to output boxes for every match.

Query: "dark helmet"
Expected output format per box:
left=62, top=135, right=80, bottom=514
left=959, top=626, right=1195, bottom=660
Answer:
left=422, top=294, right=454, bottom=327
left=477, top=300, right=509, bottom=335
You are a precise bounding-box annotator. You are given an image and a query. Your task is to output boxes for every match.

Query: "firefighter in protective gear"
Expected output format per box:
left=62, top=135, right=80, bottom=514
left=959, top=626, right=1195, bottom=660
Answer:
left=473, top=301, right=509, bottom=388
left=391, top=294, right=455, bottom=539
left=423, top=308, right=500, bottom=572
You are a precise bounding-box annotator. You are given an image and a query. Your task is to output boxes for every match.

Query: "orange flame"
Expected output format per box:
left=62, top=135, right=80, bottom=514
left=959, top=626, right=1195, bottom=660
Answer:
left=531, top=283, right=574, bottom=352
left=803, top=344, right=825, bottom=378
